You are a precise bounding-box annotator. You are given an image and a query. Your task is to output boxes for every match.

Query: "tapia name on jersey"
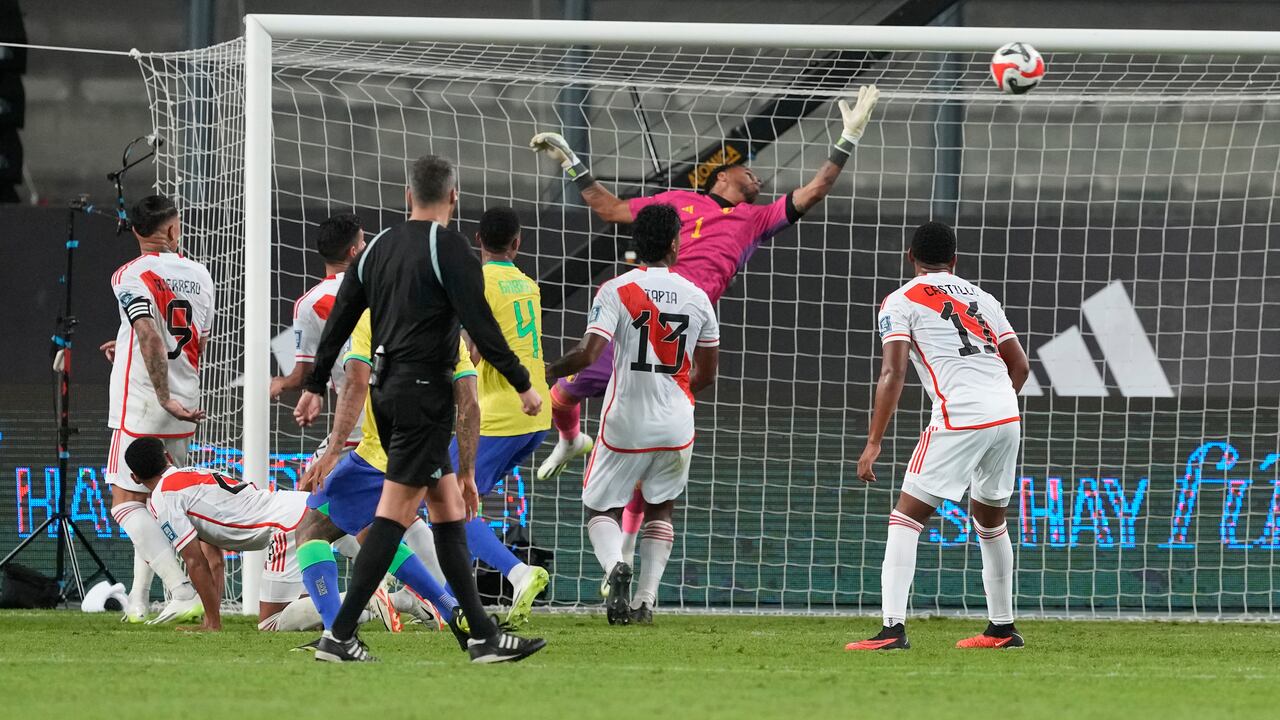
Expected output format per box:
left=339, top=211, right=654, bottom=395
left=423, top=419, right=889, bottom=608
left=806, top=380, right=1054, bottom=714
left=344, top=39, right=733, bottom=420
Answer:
left=586, top=266, right=719, bottom=452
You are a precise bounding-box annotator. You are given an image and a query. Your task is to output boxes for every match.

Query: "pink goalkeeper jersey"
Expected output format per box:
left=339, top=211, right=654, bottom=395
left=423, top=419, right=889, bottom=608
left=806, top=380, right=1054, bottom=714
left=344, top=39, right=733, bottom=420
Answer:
left=627, top=190, right=795, bottom=303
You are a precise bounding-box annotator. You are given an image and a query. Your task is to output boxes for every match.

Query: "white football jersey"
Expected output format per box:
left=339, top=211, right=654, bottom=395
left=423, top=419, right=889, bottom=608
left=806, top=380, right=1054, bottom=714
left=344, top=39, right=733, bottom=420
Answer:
left=146, top=466, right=308, bottom=552
left=108, top=252, right=215, bottom=437
left=877, top=271, right=1020, bottom=430
left=587, top=266, right=719, bottom=451
left=293, top=274, right=362, bottom=444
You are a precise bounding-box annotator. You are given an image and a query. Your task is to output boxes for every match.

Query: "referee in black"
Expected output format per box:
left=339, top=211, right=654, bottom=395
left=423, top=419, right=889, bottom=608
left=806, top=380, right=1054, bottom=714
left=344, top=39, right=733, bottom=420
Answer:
left=295, top=155, right=546, bottom=663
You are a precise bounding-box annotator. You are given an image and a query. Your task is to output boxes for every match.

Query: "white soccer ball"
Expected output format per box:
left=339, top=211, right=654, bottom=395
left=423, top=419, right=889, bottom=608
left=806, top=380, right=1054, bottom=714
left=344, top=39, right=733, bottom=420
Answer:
left=991, top=42, right=1045, bottom=95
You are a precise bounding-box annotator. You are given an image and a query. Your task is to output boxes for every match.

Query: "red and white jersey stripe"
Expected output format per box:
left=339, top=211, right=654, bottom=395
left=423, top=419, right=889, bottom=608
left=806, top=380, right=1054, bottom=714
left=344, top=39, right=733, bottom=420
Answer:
left=146, top=467, right=307, bottom=553
left=586, top=266, right=719, bottom=452
left=108, top=252, right=215, bottom=437
left=293, top=273, right=361, bottom=444
left=877, top=272, right=1019, bottom=431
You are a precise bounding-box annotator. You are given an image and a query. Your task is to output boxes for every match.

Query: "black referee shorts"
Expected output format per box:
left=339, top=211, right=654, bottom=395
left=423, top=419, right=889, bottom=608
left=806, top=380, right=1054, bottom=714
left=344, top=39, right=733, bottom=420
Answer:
left=370, top=370, right=455, bottom=488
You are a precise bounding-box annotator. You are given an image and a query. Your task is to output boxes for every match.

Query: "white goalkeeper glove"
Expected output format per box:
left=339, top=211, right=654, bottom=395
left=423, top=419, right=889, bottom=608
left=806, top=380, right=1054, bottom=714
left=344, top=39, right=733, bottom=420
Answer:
left=829, top=85, right=880, bottom=164
left=839, top=84, right=879, bottom=144
left=530, top=131, right=595, bottom=187
left=530, top=131, right=581, bottom=169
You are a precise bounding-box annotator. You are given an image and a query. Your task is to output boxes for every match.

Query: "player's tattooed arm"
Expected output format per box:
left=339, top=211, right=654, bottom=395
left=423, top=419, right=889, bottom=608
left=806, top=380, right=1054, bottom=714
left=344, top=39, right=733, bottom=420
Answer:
left=134, top=317, right=205, bottom=423
left=546, top=332, right=609, bottom=382
left=793, top=85, right=880, bottom=215
left=790, top=159, right=844, bottom=215
left=299, top=357, right=370, bottom=491
left=453, top=375, right=481, bottom=519
left=857, top=340, right=910, bottom=484
left=580, top=182, right=633, bottom=224
left=453, top=375, right=479, bottom=478
left=530, top=131, right=633, bottom=223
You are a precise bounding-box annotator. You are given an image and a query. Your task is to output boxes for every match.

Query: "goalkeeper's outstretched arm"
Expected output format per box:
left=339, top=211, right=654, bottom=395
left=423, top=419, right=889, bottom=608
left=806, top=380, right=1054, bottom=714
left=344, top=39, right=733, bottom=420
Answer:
left=531, top=85, right=878, bottom=220
left=791, top=85, right=880, bottom=214
left=529, top=131, right=632, bottom=223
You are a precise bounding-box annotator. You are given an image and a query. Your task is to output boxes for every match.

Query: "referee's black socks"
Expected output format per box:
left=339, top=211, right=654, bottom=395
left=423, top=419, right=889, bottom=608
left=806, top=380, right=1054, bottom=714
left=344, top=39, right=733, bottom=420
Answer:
left=434, top=520, right=500, bottom=641
left=331, top=516, right=406, bottom=640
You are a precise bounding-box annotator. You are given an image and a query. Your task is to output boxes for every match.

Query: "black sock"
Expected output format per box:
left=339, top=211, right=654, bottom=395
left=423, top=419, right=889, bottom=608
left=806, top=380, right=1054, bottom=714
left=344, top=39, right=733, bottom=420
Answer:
left=434, top=520, right=498, bottom=641
left=986, top=621, right=1017, bottom=637
left=331, top=516, right=406, bottom=640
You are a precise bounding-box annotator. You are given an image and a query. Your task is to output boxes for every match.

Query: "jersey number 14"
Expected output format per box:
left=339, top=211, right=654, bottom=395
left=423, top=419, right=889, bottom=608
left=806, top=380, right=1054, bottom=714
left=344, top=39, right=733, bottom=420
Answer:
left=938, top=301, right=996, bottom=357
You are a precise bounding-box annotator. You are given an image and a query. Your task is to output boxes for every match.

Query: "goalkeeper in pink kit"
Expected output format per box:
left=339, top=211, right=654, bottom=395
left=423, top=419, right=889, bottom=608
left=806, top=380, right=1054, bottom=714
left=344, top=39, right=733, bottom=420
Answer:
left=531, top=85, right=879, bottom=554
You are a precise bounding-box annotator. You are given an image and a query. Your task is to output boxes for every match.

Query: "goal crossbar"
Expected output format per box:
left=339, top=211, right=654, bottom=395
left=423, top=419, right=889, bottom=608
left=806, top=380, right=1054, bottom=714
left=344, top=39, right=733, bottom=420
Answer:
left=247, top=15, right=1280, bottom=54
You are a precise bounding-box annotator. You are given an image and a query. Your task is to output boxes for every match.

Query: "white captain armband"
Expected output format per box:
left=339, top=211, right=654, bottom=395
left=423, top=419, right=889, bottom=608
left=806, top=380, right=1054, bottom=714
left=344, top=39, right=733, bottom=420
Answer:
left=122, top=294, right=153, bottom=323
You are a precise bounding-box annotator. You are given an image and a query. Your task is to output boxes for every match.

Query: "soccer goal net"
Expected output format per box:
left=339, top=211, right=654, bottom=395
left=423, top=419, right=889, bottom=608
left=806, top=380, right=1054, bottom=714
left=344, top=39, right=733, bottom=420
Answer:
left=135, top=18, right=1280, bottom=619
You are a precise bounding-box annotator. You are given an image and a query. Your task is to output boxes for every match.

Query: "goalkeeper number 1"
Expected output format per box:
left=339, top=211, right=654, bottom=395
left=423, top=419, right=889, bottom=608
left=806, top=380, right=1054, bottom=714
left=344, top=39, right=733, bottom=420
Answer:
left=529, top=85, right=880, bottom=567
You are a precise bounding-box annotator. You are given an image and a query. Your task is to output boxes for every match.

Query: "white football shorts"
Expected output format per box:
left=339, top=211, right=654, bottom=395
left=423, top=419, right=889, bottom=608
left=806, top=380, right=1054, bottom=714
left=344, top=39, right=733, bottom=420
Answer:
left=105, top=430, right=190, bottom=493
left=900, top=421, right=1020, bottom=507
left=260, top=529, right=303, bottom=603
left=581, top=441, right=693, bottom=512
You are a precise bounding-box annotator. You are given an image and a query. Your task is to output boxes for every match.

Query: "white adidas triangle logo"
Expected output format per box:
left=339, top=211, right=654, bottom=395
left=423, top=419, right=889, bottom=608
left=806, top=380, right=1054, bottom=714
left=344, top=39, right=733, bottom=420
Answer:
left=1021, top=281, right=1173, bottom=398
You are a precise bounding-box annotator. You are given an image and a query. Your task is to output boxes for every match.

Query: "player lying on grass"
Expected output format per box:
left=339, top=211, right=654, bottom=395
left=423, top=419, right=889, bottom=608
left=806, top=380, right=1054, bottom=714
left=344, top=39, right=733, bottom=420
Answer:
left=122, top=436, right=409, bottom=633
left=298, top=311, right=510, bottom=650
left=531, top=85, right=879, bottom=563
left=846, top=222, right=1031, bottom=651
left=447, top=206, right=551, bottom=625
left=546, top=205, right=719, bottom=624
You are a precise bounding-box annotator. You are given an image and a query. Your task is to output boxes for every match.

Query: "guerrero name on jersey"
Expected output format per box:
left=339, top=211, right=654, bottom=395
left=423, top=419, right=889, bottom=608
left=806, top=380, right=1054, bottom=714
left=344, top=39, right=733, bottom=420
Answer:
left=109, top=251, right=215, bottom=437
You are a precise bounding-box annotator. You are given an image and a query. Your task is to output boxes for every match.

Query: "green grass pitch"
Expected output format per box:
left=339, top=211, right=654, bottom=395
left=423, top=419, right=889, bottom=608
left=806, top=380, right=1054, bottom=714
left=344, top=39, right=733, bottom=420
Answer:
left=2, top=611, right=1275, bottom=719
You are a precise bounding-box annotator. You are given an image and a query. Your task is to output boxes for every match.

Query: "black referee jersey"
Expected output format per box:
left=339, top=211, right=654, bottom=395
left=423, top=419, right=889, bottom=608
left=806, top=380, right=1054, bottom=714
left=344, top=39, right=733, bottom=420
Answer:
left=304, top=220, right=531, bottom=395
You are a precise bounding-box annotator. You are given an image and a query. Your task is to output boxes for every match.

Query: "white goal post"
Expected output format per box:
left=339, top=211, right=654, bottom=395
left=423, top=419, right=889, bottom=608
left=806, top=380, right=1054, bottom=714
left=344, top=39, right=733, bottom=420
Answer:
left=137, top=16, right=1280, bottom=618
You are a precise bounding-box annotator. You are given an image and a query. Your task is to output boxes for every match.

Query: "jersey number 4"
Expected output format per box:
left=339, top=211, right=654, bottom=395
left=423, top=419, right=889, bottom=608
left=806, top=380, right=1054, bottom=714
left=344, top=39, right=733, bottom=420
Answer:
left=513, top=300, right=540, bottom=359
left=630, top=311, right=689, bottom=374
left=165, top=298, right=194, bottom=361
left=939, top=301, right=996, bottom=357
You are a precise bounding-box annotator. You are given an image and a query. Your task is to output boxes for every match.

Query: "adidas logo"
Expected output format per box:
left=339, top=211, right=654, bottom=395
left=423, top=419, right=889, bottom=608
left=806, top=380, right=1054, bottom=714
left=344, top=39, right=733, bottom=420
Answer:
left=1021, top=281, right=1172, bottom=398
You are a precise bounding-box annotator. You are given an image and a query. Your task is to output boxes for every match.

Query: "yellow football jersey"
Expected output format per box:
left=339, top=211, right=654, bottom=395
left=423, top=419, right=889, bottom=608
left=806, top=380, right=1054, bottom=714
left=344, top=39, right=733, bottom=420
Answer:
left=477, top=261, right=551, bottom=436
left=344, top=310, right=476, bottom=472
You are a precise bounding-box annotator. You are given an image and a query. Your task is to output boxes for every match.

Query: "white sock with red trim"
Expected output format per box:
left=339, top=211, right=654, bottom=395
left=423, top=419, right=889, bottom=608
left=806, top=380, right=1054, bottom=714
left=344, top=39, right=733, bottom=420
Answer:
left=587, top=515, right=624, bottom=575
left=975, top=520, right=1015, bottom=624
left=633, top=520, right=674, bottom=609
left=112, top=501, right=188, bottom=594
left=882, top=510, right=924, bottom=627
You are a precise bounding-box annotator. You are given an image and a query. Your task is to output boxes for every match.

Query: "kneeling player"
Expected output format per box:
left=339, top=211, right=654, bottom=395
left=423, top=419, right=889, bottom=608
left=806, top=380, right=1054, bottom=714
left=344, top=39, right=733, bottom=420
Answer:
left=547, top=204, right=719, bottom=624
left=846, top=222, right=1030, bottom=650
left=125, top=437, right=447, bottom=634
left=123, top=437, right=409, bottom=632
